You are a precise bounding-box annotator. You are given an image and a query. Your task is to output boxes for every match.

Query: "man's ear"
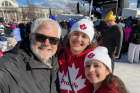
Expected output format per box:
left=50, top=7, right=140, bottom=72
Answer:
left=29, top=33, right=36, bottom=44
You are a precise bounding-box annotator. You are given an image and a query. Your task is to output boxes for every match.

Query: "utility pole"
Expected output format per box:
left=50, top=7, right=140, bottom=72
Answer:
left=89, top=0, right=93, bottom=17
left=115, top=0, right=118, bottom=16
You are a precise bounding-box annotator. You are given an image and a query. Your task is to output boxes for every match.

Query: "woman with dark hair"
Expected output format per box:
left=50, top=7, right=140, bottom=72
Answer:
left=128, top=21, right=140, bottom=63
left=84, top=46, right=128, bottom=93
left=57, top=18, right=95, bottom=93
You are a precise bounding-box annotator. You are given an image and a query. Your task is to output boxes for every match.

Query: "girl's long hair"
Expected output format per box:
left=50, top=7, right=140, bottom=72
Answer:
left=101, top=74, right=128, bottom=93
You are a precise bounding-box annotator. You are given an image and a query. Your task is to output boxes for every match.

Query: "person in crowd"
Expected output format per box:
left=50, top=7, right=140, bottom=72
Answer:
left=25, top=21, right=32, bottom=38
left=57, top=18, right=95, bottom=93
left=100, top=10, right=123, bottom=60
left=128, top=19, right=140, bottom=63
left=59, top=20, right=69, bottom=39
left=0, top=17, right=61, bottom=93
left=10, top=24, right=22, bottom=43
left=84, top=46, right=128, bottom=93
left=18, top=23, right=26, bottom=41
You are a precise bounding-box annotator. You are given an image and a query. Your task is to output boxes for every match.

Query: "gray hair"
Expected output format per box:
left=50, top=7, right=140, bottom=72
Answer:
left=31, top=17, right=61, bottom=38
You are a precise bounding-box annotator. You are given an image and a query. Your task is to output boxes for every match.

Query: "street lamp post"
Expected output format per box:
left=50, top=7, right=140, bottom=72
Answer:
left=115, top=0, right=118, bottom=16
left=89, top=0, right=93, bottom=17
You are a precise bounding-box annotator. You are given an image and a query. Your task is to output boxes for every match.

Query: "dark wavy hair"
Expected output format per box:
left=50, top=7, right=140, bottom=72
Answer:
left=101, top=74, right=128, bottom=93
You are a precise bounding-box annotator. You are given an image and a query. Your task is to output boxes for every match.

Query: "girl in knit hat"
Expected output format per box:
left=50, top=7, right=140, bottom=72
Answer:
left=84, top=46, right=128, bottom=93
left=57, top=18, right=95, bottom=93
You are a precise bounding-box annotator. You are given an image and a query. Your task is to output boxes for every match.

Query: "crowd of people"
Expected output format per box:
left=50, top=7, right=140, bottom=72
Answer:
left=95, top=12, right=140, bottom=63
left=0, top=9, right=139, bottom=93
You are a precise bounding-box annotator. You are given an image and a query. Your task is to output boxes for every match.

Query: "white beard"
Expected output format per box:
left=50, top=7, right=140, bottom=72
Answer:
left=31, top=45, right=54, bottom=66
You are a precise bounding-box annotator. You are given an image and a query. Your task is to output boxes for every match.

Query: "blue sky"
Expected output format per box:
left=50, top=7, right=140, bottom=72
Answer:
left=16, top=0, right=42, bottom=6
left=16, top=0, right=79, bottom=10
left=16, top=0, right=79, bottom=6
left=16, top=0, right=138, bottom=10
left=129, top=0, right=138, bottom=8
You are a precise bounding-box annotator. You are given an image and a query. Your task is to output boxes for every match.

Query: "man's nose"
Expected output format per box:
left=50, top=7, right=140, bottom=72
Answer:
left=43, top=39, right=51, bottom=46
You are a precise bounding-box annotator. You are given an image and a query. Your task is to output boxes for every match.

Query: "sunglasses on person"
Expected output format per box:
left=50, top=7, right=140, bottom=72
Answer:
left=33, top=33, right=60, bottom=45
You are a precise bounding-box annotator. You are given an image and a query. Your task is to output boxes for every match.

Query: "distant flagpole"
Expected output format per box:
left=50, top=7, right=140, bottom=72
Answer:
left=115, top=0, right=118, bottom=16
left=89, top=0, right=93, bottom=17
left=114, top=0, right=118, bottom=15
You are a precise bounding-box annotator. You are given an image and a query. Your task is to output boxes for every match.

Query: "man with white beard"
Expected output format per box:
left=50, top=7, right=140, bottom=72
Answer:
left=0, top=18, right=61, bottom=93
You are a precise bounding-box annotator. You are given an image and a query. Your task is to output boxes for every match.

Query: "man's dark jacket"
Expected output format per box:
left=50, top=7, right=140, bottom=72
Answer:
left=0, top=39, right=59, bottom=93
left=101, top=25, right=123, bottom=58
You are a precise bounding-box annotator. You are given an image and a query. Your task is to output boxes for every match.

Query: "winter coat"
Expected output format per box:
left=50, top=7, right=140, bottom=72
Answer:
left=131, top=25, right=140, bottom=44
left=131, top=33, right=140, bottom=44
left=58, top=48, right=93, bottom=93
left=0, top=40, right=59, bottom=93
left=101, top=25, right=123, bottom=58
left=124, top=26, right=132, bottom=43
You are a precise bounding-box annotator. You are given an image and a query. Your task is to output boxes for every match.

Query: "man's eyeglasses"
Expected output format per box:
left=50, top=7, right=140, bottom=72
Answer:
left=33, top=33, right=60, bottom=45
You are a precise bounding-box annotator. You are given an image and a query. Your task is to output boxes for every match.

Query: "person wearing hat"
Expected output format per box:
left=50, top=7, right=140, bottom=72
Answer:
left=84, top=46, right=128, bottom=93
left=100, top=10, right=123, bottom=60
left=57, top=18, right=95, bottom=93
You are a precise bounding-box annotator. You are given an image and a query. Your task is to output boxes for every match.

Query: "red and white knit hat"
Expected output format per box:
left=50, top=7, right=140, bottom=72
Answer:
left=70, top=18, right=94, bottom=42
left=84, top=46, right=112, bottom=72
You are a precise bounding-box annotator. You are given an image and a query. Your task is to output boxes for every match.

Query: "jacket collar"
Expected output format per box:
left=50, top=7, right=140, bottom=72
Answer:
left=28, top=59, right=52, bottom=69
left=66, top=47, right=92, bottom=58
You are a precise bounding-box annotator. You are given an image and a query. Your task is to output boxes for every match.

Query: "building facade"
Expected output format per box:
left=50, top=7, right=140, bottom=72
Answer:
left=0, top=0, right=20, bottom=21
left=0, top=0, right=66, bottom=22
